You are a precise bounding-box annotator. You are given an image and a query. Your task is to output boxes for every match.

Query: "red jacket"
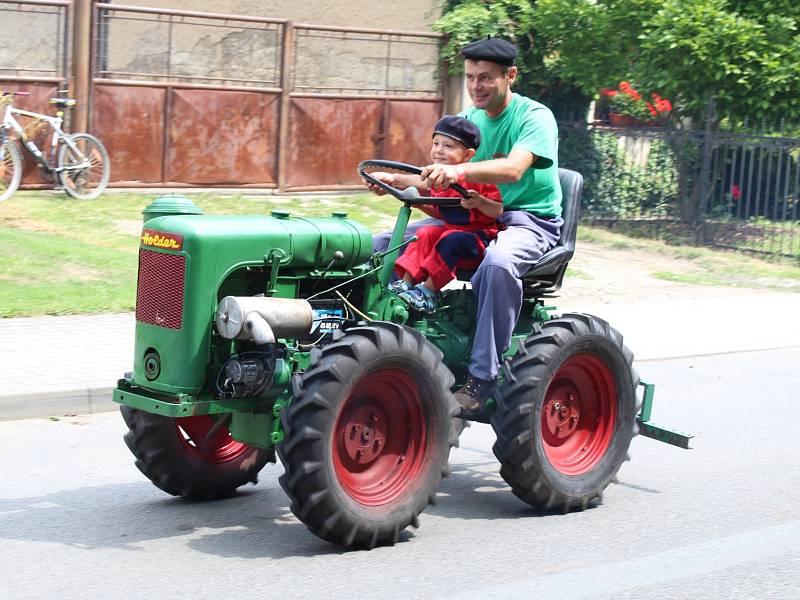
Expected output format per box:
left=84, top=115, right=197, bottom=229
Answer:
left=428, top=182, right=502, bottom=234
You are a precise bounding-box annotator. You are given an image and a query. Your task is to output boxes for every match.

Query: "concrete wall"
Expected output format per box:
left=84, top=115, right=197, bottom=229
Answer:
left=0, top=4, right=66, bottom=78
left=128, top=0, right=442, bottom=31
left=100, top=1, right=444, bottom=96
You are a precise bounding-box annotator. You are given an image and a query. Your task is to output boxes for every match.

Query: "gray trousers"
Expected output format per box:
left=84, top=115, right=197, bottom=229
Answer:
left=373, top=211, right=562, bottom=380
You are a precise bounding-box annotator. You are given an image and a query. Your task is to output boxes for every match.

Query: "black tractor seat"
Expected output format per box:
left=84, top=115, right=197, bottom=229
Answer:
left=520, top=168, right=583, bottom=298
left=49, top=98, right=76, bottom=108
left=456, top=168, right=583, bottom=299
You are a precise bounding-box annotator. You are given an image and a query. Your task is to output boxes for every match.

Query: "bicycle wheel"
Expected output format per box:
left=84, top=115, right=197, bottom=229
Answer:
left=0, top=140, right=22, bottom=202
left=57, top=133, right=110, bottom=200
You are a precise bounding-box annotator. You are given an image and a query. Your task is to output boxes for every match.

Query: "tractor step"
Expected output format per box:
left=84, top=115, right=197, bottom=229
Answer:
left=637, top=380, right=693, bottom=449
left=637, top=420, right=693, bottom=449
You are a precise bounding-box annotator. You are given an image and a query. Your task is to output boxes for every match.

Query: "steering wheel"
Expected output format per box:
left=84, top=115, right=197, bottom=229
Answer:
left=358, top=159, right=469, bottom=207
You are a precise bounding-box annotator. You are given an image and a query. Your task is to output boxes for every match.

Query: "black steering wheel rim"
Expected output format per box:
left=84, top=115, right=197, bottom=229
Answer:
left=358, top=159, right=470, bottom=206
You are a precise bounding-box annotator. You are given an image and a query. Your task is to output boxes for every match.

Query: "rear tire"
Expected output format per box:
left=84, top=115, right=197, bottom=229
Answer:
left=491, top=313, right=638, bottom=512
left=57, top=132, right=110, bottom=199
left=0, top=140, right=22, bottom=202
left=121, top=406, right=273, bottom=500
left=278, top=322, right=459, bottom=549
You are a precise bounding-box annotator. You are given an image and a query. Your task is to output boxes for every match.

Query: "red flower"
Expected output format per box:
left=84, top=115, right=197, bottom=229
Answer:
left=657, top=99, right=672, bottom=112
left=605, top=81, right=672, bottom=120
left=731, top=184, right=741, bottom=200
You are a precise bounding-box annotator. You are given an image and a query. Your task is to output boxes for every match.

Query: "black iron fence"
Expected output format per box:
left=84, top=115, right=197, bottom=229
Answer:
left=560, top=118, right=800, bottom=260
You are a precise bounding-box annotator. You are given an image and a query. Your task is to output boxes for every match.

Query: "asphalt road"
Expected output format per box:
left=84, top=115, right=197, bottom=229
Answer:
left=1, top=347, right=799, bottom=600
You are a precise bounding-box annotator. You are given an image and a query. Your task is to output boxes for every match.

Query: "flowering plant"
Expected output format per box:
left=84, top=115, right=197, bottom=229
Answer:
left=601, top=82, right=672, bottom=122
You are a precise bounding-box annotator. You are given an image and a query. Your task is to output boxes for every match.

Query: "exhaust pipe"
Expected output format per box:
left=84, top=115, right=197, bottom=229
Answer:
left=215, top=296, right=313, bottom=343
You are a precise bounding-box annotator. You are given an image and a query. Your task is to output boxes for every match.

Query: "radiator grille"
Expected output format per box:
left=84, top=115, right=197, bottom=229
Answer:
left=135, top=249, right=186, bottom=329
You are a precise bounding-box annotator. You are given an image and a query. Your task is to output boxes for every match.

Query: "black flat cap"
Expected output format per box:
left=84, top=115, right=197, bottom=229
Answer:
left=461, top=37, right=517, bottom=66
left=433, top=115, right=481, bottom=150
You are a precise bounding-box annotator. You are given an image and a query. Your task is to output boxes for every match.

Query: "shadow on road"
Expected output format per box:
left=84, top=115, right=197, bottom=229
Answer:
left=0, top=453, right=659, bottom=558
left=0, top=479, right=340, bottom=559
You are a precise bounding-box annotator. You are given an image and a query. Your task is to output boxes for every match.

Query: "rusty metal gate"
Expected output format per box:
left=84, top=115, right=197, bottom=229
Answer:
left=90, top=3, right=445, bottom=189
left=0, top=1, right=447, bottom=190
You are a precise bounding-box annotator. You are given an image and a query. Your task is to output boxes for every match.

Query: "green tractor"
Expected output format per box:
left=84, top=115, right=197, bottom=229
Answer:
left=114, top=160, right=689, bottom=549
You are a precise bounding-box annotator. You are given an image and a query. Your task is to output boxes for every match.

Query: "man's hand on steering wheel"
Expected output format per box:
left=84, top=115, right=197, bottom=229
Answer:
left=420, top=163, right=461, bottom=191
left=363, top=171, right=395, bottom=196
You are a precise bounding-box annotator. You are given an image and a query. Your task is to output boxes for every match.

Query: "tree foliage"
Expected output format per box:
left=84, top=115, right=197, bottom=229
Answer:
left=433, top=0, right=590, bottom=119
left=435, top=0, right=800, bottom=123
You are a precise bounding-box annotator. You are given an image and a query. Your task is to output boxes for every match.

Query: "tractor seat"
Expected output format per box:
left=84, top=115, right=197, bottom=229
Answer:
left=520, top=168, right=583, bottom=298
left=49, top=98, right=76, bottom=108
left=456, top=168, right=583, bottom=299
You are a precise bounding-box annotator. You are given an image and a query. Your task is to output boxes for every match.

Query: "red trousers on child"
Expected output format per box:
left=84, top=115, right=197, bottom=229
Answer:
left=395, top=225, right=490, bottom=290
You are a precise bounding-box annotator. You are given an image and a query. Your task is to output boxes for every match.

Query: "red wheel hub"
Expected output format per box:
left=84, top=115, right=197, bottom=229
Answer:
left=175, top=415, right=248, bottom=464
left=541, top=354, right=617, bottom=476
left=333, top=370, right=427, bottom=506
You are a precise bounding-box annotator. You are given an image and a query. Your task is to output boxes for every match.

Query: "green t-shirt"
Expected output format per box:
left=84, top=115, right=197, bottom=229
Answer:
left=462, top=93, right=562, bottom=217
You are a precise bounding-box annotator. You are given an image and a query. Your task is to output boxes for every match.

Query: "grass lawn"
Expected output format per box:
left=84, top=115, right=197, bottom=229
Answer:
left=1, top=190, right=798, bottom=317
left=0, top=190, right=401, bottom=317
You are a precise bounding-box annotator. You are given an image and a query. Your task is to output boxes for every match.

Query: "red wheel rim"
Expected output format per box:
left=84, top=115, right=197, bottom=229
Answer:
left=333, top=370, right=428, bottom=506
left=175, top=415, right=249, bottom=464
left=541, top=354, right=616, bottom=476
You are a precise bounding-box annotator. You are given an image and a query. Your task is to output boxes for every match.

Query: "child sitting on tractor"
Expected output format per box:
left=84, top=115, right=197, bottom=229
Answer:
left=373, top=116, right=503, bottom=313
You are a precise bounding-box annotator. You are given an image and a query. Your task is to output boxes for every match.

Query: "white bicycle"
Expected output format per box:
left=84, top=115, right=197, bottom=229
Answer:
left=0, top=91, right=110, bottom=201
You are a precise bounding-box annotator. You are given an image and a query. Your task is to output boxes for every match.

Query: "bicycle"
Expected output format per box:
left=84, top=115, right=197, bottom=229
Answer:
left=0, top=91, right=110, bottom=201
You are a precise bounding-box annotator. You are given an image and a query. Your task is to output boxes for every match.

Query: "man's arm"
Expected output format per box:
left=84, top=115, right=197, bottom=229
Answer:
left=420, top=148, right=535, bottom=189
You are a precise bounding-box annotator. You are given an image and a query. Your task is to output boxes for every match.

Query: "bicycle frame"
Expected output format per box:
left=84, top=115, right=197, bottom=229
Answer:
left=1, top=103, right=90, bottom=175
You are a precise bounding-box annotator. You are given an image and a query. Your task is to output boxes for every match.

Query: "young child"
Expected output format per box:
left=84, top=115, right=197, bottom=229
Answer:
left=381, top=115, right=503, bottom=313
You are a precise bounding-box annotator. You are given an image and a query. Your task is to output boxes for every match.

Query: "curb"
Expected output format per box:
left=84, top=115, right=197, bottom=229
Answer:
left=0, top=387, right=117, bottom=421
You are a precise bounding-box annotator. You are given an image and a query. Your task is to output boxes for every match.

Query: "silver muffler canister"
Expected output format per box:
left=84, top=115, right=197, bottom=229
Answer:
left=215, top=296, right=313, bottom=344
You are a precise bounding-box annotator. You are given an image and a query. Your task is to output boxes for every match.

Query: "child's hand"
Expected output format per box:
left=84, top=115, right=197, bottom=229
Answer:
left=363, top=172, right=395, bottom=195
left=461, top=190, right=503, bottom=219
left=460, top=189, right=486, bottom=210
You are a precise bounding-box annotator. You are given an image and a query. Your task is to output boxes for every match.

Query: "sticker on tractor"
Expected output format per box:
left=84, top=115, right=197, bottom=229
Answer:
left=140, top=229, right=183, bottom=251
left=310, top=308, right=344, bottom=335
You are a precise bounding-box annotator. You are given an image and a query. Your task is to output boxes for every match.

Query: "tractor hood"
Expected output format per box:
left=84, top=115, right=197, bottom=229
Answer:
left=141, top=212, right=373, bottom=270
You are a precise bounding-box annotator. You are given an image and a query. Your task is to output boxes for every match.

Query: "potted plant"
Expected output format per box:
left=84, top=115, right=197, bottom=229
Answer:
left=602, top=82, right=672, bottom=126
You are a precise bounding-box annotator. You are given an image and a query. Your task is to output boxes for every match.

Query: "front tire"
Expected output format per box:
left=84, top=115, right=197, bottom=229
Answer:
left=57, top=132, right=110, bottom=199
left=278, top=322, right=459, bottom=549
left=0, top=140, right=22, bottom=202
left=121, top=406, right=273, bottom=500
left=491, top=313, right=638, bottom=512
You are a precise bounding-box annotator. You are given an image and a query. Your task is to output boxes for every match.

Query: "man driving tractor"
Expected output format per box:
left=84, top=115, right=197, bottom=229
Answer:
left=369, top=37, right=563, bottom=417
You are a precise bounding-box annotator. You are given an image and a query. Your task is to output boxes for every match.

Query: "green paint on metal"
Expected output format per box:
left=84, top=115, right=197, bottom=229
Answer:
left=266, top=248, right=286, bottom=296
left=637, top=421, right=693, bottom=449
left=142, top=195, right=203, bottom=223
left=636, top=380, right=693, bottom=449
left=128, top=213, right=372, bottom=395
left=112, top=385, right=263, bottom=417
left=638, top=380, right=656, bottom=422
left=379, top=204, right=412, bottom=287
left=230, top=411, right=275, bottom=449
left=270, top=394, right=292, bottom=444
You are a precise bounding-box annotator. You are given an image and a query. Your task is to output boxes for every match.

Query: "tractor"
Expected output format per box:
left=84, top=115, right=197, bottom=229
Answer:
left=113, top=160, right=690, bottom=549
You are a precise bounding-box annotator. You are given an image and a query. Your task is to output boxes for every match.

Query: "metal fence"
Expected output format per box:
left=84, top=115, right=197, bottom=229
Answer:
left=559, top=120, right=800, bottom=260
left=0, top=2, right=447, bottom=189
left=0, top=0, right=69, bottom=82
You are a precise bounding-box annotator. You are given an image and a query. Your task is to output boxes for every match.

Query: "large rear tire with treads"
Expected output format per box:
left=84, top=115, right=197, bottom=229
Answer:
left=492, top=313, right=638, bottom=512
left=278, top=322, right=459, bottom=549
